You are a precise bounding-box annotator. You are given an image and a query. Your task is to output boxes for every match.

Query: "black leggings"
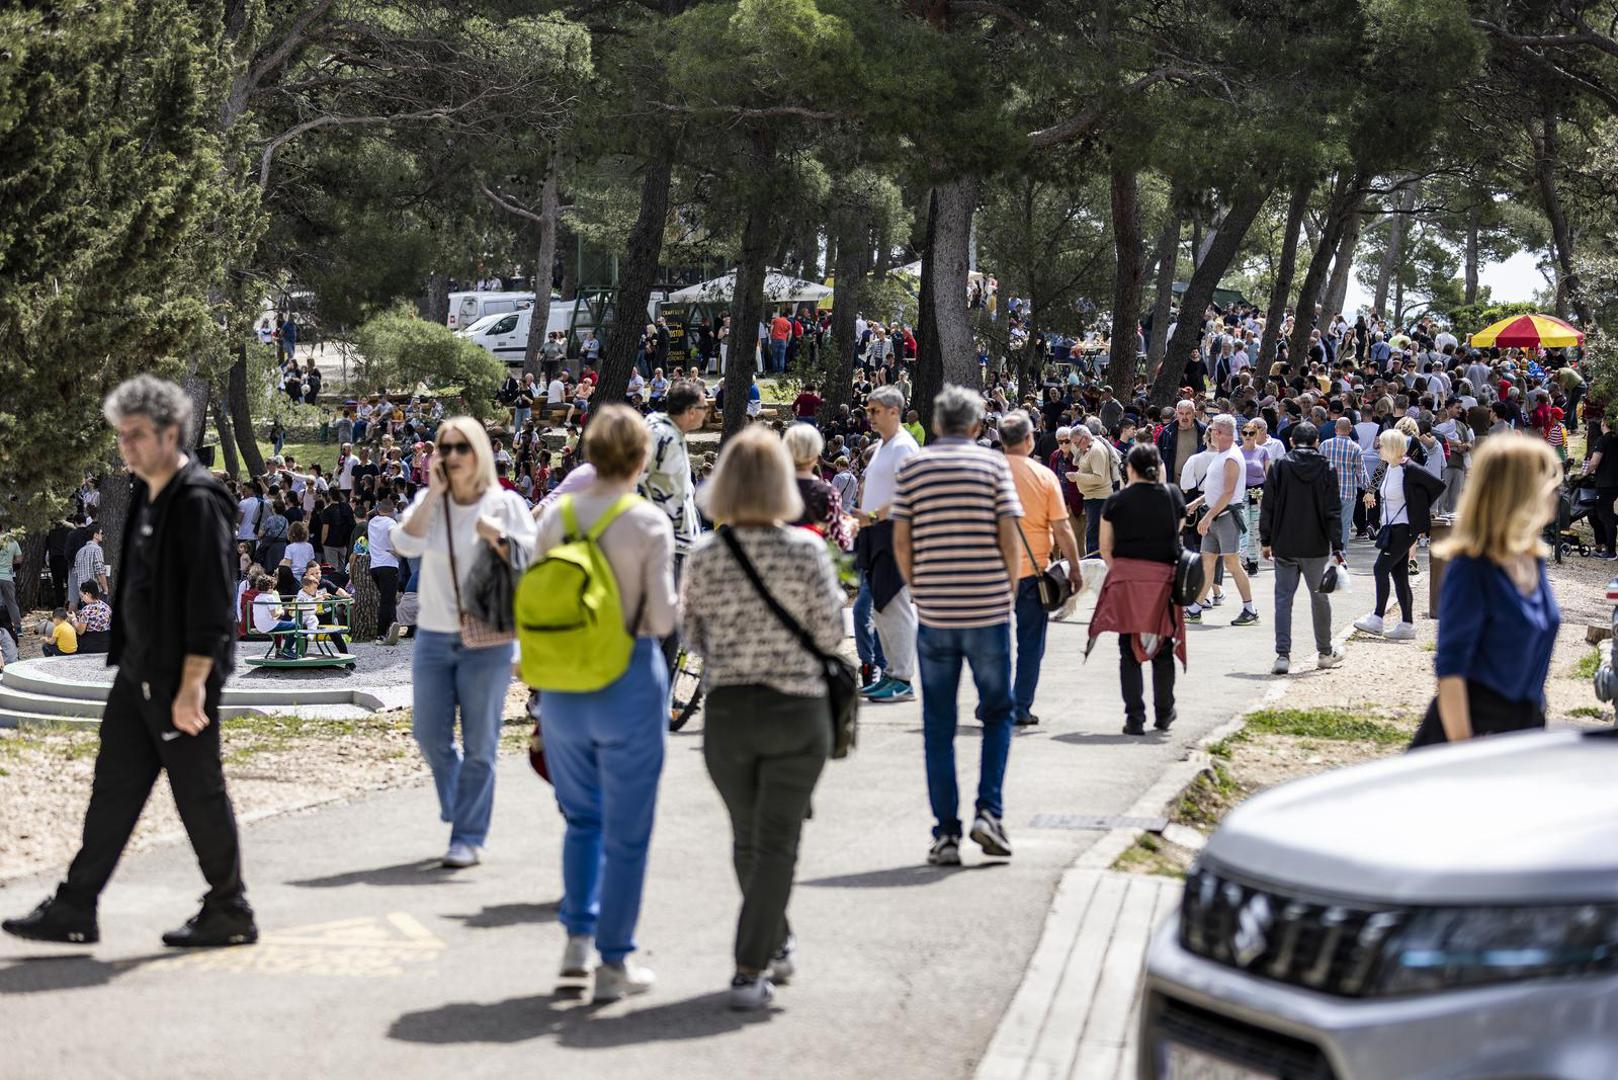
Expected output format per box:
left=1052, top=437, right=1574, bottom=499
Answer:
left=1373, top=524, right=1414, bottom=624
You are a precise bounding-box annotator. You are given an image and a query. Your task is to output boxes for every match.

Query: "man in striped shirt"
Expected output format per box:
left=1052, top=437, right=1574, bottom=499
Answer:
left=893, top=385, right=1024, bottom=867
left=1320, top=417, right=1370, bottom=549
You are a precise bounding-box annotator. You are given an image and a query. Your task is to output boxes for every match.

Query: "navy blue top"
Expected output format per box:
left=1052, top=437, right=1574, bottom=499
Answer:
left=1434, top=555, right=1560, bottom=705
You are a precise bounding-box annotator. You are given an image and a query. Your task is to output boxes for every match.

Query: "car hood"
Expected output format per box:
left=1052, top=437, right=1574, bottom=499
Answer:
left=1202, top=730, right=1618, bottom=905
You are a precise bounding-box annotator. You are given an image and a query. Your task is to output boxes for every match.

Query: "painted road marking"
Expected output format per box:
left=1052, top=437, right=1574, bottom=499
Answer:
left=146, top=913, right=446, bottom=978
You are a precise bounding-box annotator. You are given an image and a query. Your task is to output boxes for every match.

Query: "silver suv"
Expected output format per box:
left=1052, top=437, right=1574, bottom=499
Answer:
left=1141, top=729, right=1618, bottom=1079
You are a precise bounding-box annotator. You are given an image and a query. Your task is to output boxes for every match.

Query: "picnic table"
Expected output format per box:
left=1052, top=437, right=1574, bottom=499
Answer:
left=244, top=596, right=357, bottom=671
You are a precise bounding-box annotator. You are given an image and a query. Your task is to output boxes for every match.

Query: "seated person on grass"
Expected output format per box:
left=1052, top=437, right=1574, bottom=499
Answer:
left=42, top=609, right=77, bottom=656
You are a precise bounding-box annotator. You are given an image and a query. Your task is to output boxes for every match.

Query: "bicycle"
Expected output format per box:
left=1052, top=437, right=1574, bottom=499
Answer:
left=669, top=646, right=704, bottom=732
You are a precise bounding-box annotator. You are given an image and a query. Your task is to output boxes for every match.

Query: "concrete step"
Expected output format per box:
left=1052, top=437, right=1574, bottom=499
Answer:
left=0, top=685, right=103, bottom=719
left=1, top=665, right=377, bottom=709
left=0, top=702, right=378, bottom=731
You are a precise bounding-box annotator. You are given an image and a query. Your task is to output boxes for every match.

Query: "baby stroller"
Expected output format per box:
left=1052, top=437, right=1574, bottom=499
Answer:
left=1550, top=476, right=1600, bottom=562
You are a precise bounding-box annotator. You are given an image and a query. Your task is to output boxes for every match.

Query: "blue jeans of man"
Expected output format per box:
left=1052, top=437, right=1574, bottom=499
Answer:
left=1338, top=494, right=1355, bottom=549
left=916, top=622, right=1015, bottom=839
left=540, top=638, right=668, bottom=963
left=769, top=338, right=788, bottom=373
left=853, top=571, right=887, bottom=671
left=1083, top=498, right=1107, bottom=557
left=1013, top=577, right=1049, bottom=720
left=411, top=630, right=514, bottom=849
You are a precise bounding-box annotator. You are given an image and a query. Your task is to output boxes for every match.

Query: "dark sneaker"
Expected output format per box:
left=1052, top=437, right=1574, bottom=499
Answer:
left=1183, top=608, right=1202, bottom=624
left=2, top=897, right=98, bottom=945
left=1122, top=719, right=1147, bottom=736
left=161, top=903, right=258, bottom=948
left=1242, top=559, right=1259, bottom=575
left=1014, top=713, right=1039, bottom=728
left=970, top=812, right=1012, bottom=858
left=1154, top=709, right=1177, bottom=732
left=927, top=836, right=961, bottom=866
left=1231, top=609, right=1260, bottom=626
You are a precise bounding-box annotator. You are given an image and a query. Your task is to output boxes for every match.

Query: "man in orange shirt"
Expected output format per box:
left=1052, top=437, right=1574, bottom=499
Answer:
left=1002, top=410, right=1081, bottom=726
left=768, top=310, right=792, bottom=373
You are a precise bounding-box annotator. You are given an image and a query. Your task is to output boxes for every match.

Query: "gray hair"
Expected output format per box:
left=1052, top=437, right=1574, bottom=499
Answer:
left=867, top=385, right=905, bottom=412
left=1085, top=416, right=1104, bottom=436
left=999, top=410, right=1033, bottom=446
left=1209, top=413, right=1238, bottom=435
left=932, top=384, right=983, bottom=437
left=103, top=375, right=192, bottom=433
left=1176, top=398, right=1195, bottom=412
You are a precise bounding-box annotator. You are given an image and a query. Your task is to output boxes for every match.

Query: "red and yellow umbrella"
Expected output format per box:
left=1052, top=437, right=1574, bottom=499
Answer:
left=1468, top=312, right=1584, bottom=349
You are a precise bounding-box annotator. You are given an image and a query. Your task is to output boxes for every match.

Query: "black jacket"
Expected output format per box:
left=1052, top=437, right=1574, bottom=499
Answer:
left=1155, top=420, right=1207, bottom=482
left=1260, top=449, right=1342, bottom=558
left=108, top=459, right=238, bottom=687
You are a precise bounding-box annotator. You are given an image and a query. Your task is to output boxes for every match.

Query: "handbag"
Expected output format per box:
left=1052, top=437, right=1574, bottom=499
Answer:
left=444, top=497, right=515, bottom=649
left=1013, top=520, right=1071, bottom=612
left=718, top=526, right=857, bottom=760
left=1171, top=494, right=1206, bottom=606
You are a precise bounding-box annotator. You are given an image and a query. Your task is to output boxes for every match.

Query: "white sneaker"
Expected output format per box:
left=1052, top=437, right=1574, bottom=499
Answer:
left=1271, top=654, right=1289, bottom=675
left=593, top=960, right=656, bottom=1002
left=767, top=934, right=796, bottom=984
left=441, top=842, right=480, bottom=869
left=1352, top=614, right=1385, bottom=635
left=1317, top=648, right=1344, bottom=670
left=560, top=934, right=592, bottom=979
left=727, top=973, right=775, bottom=1011
left=1386, top=621, right=1417, bottom=641
left=384, top=621, right=402, bottom=646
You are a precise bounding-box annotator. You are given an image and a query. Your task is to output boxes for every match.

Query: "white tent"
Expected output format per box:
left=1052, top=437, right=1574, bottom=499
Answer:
left=665, top=268, right=832, bottom=304
left=890, top=260, right=986, bottom=285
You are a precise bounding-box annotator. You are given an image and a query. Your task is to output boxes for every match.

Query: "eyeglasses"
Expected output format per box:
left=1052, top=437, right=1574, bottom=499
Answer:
left=438, top=442, right=474, bottom=456
left=1242, top=429, right=1257, bottom=436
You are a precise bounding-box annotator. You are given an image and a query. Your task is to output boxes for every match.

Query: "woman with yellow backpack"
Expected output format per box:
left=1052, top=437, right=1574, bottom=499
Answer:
left=524, top=404, right=678, bottom=1003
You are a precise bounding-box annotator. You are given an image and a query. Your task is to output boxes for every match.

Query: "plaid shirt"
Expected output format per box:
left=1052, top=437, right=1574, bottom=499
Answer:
left=1320, top=436, right=1370, bottom=499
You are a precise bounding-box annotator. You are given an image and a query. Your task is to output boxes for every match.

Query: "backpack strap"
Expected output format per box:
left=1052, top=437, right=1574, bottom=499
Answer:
left=560, top=495, right=581, bottom=542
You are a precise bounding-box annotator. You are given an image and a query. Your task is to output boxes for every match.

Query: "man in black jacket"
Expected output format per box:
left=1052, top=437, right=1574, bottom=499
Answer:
left=1259, top=422, right=1345, bottom=676
left=4, top=376, right=256, bottom=949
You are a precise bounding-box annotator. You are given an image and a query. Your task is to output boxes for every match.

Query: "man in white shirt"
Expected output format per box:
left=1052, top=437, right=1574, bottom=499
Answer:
left=1433, top=398, right=1473, bottom=515
left=1435, top=328, right=1458, bottom=352
left=854, top=385, right=920, bottom=701
left=1186, top=414, right=1257, bottom=625
left=236, top=484, right=266, bottom=541
left=367, top=498, right=400, bottom=644
left=546, top=373, right=567, bottom=406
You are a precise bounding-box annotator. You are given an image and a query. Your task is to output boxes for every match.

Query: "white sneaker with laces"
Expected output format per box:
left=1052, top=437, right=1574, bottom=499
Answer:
left=1352, top=613, right=1385, bottom=635
left=1317, top=648, right=1344, bottom=669
left=768, top=934, right=796, bottom=984
left=441, top=842, right=480, bottom=869
left=1271, top=654, right=1289, bottom=675
left=594, top=960, right=656, bottom=1002
left=728, top=973, right=774, bottom=1011
left=560, top=934, right=592, bottom=978
left=1386, top=621, right=1417, bottom=641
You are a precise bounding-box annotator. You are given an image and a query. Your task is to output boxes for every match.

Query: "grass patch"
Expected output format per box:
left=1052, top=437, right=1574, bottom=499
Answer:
left=1175, top=762, right=1245, bottom=829
left=258, top=439, right=341, bottom=475
left=1573, top=648, right=1602, bottom=680
left=1111, top=832, right=1188, bottom=879
left=1568, top=705, right=1609, bottom=719
left=1243, top=707, right=1412, bottom=745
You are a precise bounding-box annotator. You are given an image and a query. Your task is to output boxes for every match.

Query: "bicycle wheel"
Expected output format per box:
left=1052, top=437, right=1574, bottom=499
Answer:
left=669, top=649, right=704, bottom=732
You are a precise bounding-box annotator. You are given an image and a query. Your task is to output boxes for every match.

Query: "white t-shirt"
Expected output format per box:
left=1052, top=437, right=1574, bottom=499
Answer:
left=1435, top=418, right=1470, bottom=468
left=1380, top=464, right=1409, bottom=525
left=237, top=496, right=265, bottom=540
left=860, top=429, right=921, bottom=512
left=251, top=593, right=283, bottom=634
left=338, top=457, right=356, bottom=492
left=367, top=514, right=399, bottom=569
left=547, top=378, right=566, bottom=404
left=1180, top=449, right=1215, bottom=493
left=388, top=488, right=539, bottom=634
left=1201, top=445, right=1247, bottom=511
left=285, top=541, right=316, bottom=579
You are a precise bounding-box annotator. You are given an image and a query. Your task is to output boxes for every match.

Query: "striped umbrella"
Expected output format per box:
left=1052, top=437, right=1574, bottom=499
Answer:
left=1468, top=312, right=1584, bottom=349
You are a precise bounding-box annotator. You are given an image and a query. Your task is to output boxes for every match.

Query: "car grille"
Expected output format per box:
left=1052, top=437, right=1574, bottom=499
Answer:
left=1147, top=993, right=1336, bottom=1079
left=1179, top=865, right=1412, bottom=996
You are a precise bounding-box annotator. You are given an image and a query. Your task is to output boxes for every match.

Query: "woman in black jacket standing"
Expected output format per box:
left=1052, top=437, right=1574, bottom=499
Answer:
left=1354, top=428, right=1445, bottom=641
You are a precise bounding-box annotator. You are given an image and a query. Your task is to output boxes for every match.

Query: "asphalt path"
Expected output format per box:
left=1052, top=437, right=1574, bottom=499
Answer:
left=0, top=547, right=1381, bottom=1079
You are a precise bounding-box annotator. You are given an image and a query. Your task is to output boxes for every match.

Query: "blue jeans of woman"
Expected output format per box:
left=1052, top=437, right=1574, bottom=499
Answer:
left=411, top=630, right=513, bottom=849
left=540, top=637, right=668, bottom=963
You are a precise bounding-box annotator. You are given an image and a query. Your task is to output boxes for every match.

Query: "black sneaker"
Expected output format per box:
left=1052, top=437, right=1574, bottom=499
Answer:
left=927, top=836, right=961, bottom=866
left=1242, top=559, right=1259, bottom=575
left=1231, top=609, right=1260, bottom=626
left=161, top=902, right=258, bottom=948
left=2, top=897, right=99, bottom=945
left=1122, top=719, right=1147, bottom=736
left=970, top=812, right=1012, bottom=858
left=1014, top=713, right=1039, bottom=728
left=1154, top=709, right=1177, bottom=732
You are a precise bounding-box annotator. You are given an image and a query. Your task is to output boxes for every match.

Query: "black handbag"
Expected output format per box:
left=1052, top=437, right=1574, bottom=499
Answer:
left=1013, top=520, right=1071, bottom=612
left=718, top=526, right=857, bottom=760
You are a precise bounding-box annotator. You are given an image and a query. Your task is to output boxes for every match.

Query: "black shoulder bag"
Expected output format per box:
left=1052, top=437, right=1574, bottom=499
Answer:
left=1013, top=520, right=1071, bottom=612
left=718, top=526, right=857, bottom=759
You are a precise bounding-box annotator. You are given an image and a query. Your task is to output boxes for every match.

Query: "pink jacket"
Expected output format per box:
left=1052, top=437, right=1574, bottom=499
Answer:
left=1086, top=557, right=1187, bottom=667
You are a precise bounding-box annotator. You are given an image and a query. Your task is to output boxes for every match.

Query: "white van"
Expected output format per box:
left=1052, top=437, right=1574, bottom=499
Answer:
left=446, top=291, right=534, bottom=331
left=458, top=304, right=578, bottom=365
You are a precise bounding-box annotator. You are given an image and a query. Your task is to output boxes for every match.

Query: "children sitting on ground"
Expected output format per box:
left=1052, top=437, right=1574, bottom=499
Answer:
left=42, top=609, right=78, bottom=656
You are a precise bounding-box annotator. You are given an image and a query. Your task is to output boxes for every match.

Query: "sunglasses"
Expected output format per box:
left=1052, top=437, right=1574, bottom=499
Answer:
left=438, top=442, right=474, bottom=456
left=1242, top=429, right=1256, bottom=436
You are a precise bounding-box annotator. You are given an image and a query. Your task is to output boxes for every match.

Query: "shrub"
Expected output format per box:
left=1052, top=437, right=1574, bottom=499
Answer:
left=354, top=305, right=505, bottom=421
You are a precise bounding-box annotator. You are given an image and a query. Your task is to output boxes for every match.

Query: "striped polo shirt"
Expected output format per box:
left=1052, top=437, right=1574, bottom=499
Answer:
left=892, top=437, right=1023, bottom=629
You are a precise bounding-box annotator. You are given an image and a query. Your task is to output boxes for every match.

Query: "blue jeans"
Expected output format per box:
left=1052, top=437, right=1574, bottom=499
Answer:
left=853, top=572, right=887, bottom=670
left=540, top=637, right=668, bottom=963
left=1338, top=494, right=1355, bottom=549
left=1012, top=577, right=1048, bottom=720
left=1083, top=498, right=1107, bottom=557
left=916, top=622, right=1015, bottom=838
left=411, top=629, right=514, bottom=848
left=770, top=339, right=788, bottom=372
left=513, top=406, right=531, bottom=429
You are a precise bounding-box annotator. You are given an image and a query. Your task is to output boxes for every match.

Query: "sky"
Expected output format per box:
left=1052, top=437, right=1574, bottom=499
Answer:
left=1340, top=249, right=1548, bottom=317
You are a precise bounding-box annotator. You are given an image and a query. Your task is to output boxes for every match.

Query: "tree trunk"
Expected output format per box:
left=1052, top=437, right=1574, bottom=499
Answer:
left=1289, top=172, right=1358, bottom=363
left=915, top=175, right=979, bottom=431
left=424, top=272, right=450, bottom=326
left=1260, top=178, right=1311, bottom=370
left=99, top=470, right=132, bottom=571
left=1105, top=160, right=1144, bottom=389
left=17, top=531, right=48, bottom=613
left=1321, top=202, right=1364, bottom=326
left=558, top=219, right=578, bottom=301
left=1464, top=205, right=1480, bottom=305
left=213, top=393, right=240, bottom=479
left=522, top=148, right=561, bottom=378
left=596, top=149, right=672, bottom=407
left=181, top=374, right=211, bottom=451
left=1534, top=109, right=1590, bottom=325
left=1372, top=194, right=1403, bottom=316
left=724, top=139, right=777, bottom=438
left=1146, top=195, right=1182, bottom=371
left=1152, top=184, right=1269, bottom=406
left=227, top=348, right=267, bottom=477
left=824, top=206, right=873, bottom=422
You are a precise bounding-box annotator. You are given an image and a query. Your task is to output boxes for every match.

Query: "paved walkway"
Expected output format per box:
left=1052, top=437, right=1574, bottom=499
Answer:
left=0, top=551, right=1376, bottom=1079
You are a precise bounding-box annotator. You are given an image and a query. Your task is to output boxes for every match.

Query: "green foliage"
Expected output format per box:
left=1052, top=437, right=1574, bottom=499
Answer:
left=1572, top=647, right=1603, bottom=680
left=353, top=307, right=505, bottom=421
left=1445, top=300, right=1541, bottom=334
left=1243, top=707, right=1413, bottom=745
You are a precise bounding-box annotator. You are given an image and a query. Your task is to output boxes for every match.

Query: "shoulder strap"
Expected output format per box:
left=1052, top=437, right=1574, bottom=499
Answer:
left=718, top=526, right=827, bottom=663
left=443, top=496, right=463, bottom=616
left=560, top=495, right=581, bottom=542
left=1012, top=518, right=1045, bottom=573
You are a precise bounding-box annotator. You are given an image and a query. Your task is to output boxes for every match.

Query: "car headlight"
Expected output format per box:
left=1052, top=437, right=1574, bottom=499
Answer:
left=1372, top=904, right=1618, bottom=994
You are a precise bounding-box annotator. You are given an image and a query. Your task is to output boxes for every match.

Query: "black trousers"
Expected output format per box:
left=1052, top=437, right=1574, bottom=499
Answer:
left=58, top=671, right=244, bottom=910
left=370, top=566, right=399, bottom=637
left=1119, top=634, right=1175, bottom=725
left=1410, top=681, right=1545, bottom=748
left=1372, top=524, right=1414, bottom=623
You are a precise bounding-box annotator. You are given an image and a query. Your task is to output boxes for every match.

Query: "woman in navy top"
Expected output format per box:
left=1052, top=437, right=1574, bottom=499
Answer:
left=1412, top=436, right=1562, bottom=747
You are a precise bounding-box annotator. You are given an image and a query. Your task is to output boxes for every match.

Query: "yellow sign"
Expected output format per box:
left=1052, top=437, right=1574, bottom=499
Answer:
left=148, top=913, right=446, bottom=978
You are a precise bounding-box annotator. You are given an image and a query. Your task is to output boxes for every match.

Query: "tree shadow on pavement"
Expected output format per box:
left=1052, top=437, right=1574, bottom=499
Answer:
left=0, top=953, right=167, bottom=994
left=798, top=863, right=1006, bottom=888
left=288, top=860, right=472, bottom=889
left=388, top=990, right=768, bottom=1046
left=443, top=901, right=559, bottom=929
